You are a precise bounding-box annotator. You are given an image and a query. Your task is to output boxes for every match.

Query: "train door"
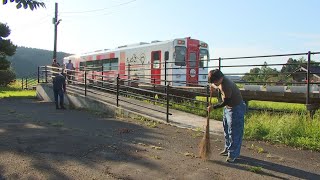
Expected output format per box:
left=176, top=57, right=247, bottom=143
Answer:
left=186, top=39, right=200, bottom=86
left=151, top=51, right=161, bottom=84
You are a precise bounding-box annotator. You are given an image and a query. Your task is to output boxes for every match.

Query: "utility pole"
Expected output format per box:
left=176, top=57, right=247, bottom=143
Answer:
left=53, top=2, right=61, bottom=60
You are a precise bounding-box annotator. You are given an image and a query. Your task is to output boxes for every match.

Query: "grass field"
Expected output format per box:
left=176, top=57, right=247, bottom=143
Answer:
left=0, top=80, right=36, bottom=99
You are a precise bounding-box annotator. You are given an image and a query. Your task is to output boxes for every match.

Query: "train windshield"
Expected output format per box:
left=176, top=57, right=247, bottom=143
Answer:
left=200, top=49, right=209, bottom=68
left=175, top=46, right=186, bottom=66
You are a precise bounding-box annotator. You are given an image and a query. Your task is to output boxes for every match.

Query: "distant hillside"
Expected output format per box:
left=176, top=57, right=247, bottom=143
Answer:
left=7, top=46, right=71, bottom=77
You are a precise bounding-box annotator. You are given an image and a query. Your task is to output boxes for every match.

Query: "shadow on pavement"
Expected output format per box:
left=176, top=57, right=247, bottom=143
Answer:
left=210, top=155, right=320, bottom=180
left=0, top=98, right=164, bottom=179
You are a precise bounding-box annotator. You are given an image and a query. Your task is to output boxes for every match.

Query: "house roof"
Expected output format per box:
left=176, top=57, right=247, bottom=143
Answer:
left=292, top=66, right=320, bottom=78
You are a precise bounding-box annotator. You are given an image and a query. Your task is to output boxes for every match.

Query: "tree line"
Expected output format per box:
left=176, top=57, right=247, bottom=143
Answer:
left=242, top=57, right=320, bottom=83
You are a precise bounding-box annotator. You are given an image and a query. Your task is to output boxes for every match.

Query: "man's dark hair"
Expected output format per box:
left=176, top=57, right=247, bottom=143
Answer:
left=208, top=69, right=224, bottom=83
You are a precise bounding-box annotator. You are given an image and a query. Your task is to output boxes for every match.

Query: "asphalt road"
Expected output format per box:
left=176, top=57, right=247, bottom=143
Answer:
left=0, top=98, right=319, bottom=180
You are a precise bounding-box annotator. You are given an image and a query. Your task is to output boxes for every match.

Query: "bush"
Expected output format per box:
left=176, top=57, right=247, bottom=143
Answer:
left=0, top=57, right=11, bottom=70
left=0, top=69, right=16, bottom=86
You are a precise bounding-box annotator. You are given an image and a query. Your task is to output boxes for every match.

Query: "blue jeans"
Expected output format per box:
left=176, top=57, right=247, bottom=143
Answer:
left=53, top=89, right=64, bottom=107
left=223, top=101, right=246, bottom=159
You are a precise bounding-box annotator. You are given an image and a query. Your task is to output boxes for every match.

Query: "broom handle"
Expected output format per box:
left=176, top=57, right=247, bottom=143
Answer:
left=207, top=86, right=213, bottom=124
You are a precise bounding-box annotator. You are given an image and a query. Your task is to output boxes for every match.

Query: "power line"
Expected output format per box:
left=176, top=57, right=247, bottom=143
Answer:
left=60, top=0, right=136, bottom=14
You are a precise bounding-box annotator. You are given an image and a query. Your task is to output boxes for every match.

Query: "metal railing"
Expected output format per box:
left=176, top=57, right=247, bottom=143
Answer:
left=37, top=50, right=320, bottom=119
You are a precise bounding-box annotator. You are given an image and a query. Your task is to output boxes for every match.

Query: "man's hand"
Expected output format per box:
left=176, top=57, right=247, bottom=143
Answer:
left=207, top=105, right=211, bottom=112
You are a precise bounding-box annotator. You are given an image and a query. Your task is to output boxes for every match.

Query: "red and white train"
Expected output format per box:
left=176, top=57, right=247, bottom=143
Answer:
left=63, top=37, right=210, bottom=86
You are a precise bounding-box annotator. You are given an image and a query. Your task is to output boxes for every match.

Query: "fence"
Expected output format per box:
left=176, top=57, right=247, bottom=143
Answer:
left=18, top=72, right=39, bottom=90
left=38, top=50, right=320, bottom=119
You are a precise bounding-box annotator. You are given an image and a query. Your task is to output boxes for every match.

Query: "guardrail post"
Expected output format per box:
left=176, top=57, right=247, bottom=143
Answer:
left=306, top=51, right=313, bottom=119
left=128, top=64, right=131, bottom=81
left=101, top=65, right=104, bottom=88
left=45, top=66, right=48, bottom=83
left=166, top=84, right=170, bottom=123
left=306, top=51, right=311, bottom=105
left=117, top=74, right=119, bottom=107
left=25, top=78, right=28, bottom=89
left=21, top=78, right=24, bottom=89
left=37, top=66, right=40, bottom=83
left=84, top=71, right=87, bottom=96
left=164, top=59, right=167, bottom=86
left=153, top=78, right=156, bottom=105
left=218, top=57, right=221, bottom=70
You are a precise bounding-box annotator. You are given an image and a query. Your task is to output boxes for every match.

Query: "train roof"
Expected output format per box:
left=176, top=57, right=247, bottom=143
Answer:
left=64, top=37, right=208, bottom=59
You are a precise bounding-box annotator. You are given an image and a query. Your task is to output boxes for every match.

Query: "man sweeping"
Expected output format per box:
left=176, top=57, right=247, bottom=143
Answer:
left=207, top=69, right=246, bottom=163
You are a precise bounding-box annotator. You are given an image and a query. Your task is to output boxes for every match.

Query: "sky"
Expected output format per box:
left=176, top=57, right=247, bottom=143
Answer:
left=1, top=0, right=320, bottom=72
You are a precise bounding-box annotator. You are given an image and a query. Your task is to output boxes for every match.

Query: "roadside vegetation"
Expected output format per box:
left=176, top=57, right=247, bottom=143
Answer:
left=171, top=96, right=320, bottom=151
left=0, top=80, right=36, bottom=98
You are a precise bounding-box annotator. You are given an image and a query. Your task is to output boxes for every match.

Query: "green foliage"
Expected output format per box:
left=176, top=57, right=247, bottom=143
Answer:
left=249, top=100, right=306, bottom=113
left=0, top=56, right=10, bottom=70
left=0, top=22, right=10, bottom=38
left=247, top=166, right=263, bottom=173
left=0, top=39, right=16, bottom=56
left=0, top=23, right=17, bottom=57
left=2, top=0, right=46, bottom=10
left=242, top=57, right=319, bottom=84
left=242, top=62, right=279, bottom=83
left=244, top=112, right=320, bottom=151
left=185, top=96, right=320, bottom=150
left=0, top=80, right=35, bottom=98
left=281, top=58, right=300, bottom=73
left=0, top=22, right=16, bottom=86
left=0, top=69, right=16, bottom=86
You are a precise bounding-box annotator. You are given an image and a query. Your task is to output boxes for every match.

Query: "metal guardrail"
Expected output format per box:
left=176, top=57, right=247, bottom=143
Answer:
left=38, top=51, right=320, bottom=119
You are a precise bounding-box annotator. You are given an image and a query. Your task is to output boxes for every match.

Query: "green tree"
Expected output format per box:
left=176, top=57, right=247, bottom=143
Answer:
left=2, top=0, right=45, bottom=10
left=281, top=58, right=299, bottom=73
left=260, top=61, right=279, bottom=82
left=0, top=22, right=16, bottom=86
left=242, top=67, right=261, bottom=82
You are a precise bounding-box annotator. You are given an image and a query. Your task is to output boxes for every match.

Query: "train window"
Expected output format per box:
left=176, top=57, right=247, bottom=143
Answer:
left=189, top=52, right=196, bottom=67
left=110, top=58, right=119, bottom=70
left=86, top=61, right=94, bottom=70
left=102, top=62, right=110, bottom=71
left=94, top=60, right=102, bottom=70
left=79, top=62, right=85, bottom=71
left=175, top=46, right=186, bottom=66
left=165, top=51, right=169, bottom=61
left=102, top=58, right=119, bottom=71
left=200, top=49, right=209, bottom=68
left=152, top=51, right=160, bottom=61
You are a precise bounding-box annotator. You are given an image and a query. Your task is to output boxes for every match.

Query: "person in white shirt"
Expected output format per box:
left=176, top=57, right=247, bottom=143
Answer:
left=65, top=60, right=74, bottom=84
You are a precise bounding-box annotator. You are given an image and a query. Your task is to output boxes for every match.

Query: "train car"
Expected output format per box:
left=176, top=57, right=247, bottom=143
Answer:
left=63, top=37, right=210, bottom=86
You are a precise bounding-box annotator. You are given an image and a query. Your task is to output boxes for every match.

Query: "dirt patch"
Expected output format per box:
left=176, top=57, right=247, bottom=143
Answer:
left=0, top=98, right=319, bottom=180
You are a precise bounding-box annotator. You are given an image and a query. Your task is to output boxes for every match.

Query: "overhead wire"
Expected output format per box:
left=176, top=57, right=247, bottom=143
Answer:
left=60, top=0, right=136, bottom=14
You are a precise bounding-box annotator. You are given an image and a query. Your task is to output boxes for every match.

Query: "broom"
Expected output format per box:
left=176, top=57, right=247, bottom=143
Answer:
left=199, top=91, right=212, bottom=160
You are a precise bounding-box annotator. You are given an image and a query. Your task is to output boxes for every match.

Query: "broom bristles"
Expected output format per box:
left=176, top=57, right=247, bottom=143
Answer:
left=199, top=117, right=211, bottom=160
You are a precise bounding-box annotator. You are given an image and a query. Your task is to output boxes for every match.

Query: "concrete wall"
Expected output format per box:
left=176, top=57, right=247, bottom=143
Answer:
left=36, top=83, right=169, bottom=124
left=36, top=84, right=116, bottom=117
